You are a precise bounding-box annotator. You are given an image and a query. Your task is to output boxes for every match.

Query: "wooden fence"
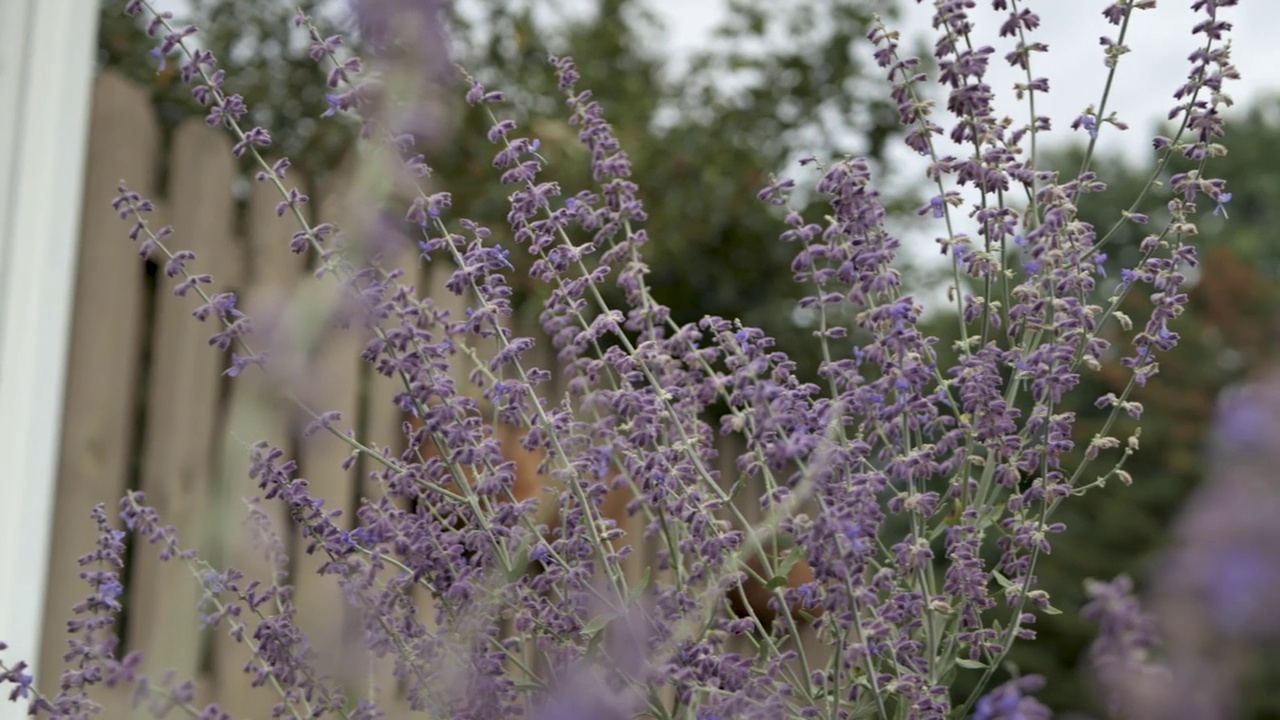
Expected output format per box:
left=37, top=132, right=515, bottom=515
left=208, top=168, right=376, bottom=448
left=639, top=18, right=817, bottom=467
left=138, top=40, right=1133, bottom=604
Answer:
left=40, top=70, right=817, bottom=718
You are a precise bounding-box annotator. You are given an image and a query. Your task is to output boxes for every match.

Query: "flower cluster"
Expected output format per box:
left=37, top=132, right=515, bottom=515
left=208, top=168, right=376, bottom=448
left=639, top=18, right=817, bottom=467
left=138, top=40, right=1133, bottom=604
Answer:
left=2, top=0, right=1242, bottom=718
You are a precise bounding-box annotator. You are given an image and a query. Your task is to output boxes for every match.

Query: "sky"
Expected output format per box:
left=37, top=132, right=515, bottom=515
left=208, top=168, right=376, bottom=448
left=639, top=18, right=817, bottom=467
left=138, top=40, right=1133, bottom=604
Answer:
left=646, top=0, right=1279, bottom=164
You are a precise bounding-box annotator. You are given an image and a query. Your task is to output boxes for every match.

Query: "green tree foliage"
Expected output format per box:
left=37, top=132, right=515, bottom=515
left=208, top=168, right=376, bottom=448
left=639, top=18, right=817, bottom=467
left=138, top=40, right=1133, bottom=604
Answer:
left=97, top=0, right=905, bottom=379
left=996, top=98, right=1280, bottom=715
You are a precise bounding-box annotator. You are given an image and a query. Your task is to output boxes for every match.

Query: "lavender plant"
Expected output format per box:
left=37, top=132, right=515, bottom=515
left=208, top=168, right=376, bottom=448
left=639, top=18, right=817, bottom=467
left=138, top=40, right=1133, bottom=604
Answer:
left=0, top=0, right=1242, bottom=718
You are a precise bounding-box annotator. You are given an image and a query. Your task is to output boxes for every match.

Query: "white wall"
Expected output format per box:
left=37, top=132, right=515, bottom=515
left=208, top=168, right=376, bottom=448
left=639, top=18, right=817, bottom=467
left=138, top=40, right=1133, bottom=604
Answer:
left=0, top=0, right=100, bottom=715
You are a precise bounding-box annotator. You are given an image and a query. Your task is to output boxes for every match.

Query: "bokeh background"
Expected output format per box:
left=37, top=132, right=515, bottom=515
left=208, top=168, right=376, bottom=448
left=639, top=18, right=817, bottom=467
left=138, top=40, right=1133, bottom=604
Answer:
left=93, top=0, right=1280, bottom=716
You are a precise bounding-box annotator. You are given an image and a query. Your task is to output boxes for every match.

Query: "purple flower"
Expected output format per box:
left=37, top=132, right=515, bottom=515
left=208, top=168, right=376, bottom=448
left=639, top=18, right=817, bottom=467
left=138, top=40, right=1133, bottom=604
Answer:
left=0, top=662, right=34, bottom=701
left=530, top=543, right=552, bottom=564
left=322, top=93, right=342, bottom=117
left=1212, top=190, right=1233, bottom=217
left=149, top=46, right=166, bottom=72
left=1203, top=547, right=1273, bottom=634
left=971, top=676, right=1050, bottom=720
left=1074, top=113, right=1099, bottom=139
left=72, top=1, right=1241, bottom=717
left=917, top=194, right=947, bottom=219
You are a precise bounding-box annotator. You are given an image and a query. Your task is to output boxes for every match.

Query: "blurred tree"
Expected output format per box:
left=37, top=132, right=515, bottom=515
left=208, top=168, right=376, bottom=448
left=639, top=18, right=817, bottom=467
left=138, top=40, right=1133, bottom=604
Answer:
left=992, top=97, right=1280, bottom=715
left=97, top=0, right=907, bottom=382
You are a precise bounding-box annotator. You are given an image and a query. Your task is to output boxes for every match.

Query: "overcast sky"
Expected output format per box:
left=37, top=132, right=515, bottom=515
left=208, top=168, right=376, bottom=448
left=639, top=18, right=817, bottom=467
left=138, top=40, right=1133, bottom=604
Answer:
left=647, top=0, right=1277, bottom=164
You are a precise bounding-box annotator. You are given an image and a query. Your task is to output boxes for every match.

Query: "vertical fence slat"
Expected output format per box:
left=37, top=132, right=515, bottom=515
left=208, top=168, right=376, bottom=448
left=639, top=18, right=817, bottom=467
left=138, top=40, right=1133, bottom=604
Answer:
left=38, top=69, right=154, bottom=716
left=292, top=163, right=365, bottom=688
left=125, top=118, right=236, bottom=688
left=211, top=165, right=306, bottom=719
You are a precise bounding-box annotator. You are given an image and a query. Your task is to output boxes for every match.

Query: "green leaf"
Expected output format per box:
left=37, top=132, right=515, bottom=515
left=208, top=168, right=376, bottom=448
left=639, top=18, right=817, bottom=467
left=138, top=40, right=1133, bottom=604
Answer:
left=1040, top=603, right=1063, bottom=615
left=506, top=545, right=531, bottom=583
left=775, top=545, right=804, bottom=577
left=510, top=681, right=542, bottom=692
left=991, top=570, right=1016, bottom=589
left=955, top=658, right=988, bottom=670
left=581, top=614, right=611, bottom=638
left=764, top=575, right=790, bottom=591
left=583, top=614, right=613, bottom=656
left=627, top=566, right=653, bottom=603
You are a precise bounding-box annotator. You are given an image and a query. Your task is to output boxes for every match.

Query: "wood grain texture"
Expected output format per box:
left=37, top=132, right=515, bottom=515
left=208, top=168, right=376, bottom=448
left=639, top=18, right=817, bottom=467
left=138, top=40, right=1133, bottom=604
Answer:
left=40, top=69, right=155, bottom=718
left=210, top=163, right=306, bottom=719
left=291, top=159, right=367, bottom=690
left=126, top=118, right=236, bottom=690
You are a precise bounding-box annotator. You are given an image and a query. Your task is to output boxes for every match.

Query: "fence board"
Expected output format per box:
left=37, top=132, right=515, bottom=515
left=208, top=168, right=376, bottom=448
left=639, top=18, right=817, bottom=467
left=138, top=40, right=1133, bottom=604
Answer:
left=125, top=118, right=237, bottom=689
left=291, top=162, right=366, bottom=688
left=38, top=70, right=155, bottom=717
left=211, top=165, right=306, bottom=718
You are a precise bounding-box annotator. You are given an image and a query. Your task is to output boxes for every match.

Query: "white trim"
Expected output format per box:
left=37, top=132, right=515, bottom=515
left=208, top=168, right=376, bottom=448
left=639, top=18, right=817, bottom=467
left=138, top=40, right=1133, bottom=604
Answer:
left=0, top=0, right=100, bottom=712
